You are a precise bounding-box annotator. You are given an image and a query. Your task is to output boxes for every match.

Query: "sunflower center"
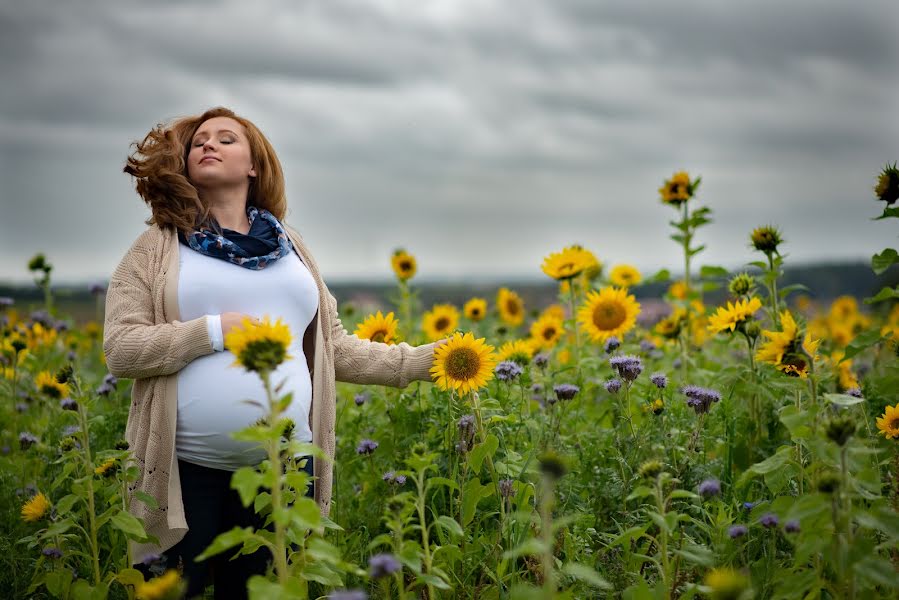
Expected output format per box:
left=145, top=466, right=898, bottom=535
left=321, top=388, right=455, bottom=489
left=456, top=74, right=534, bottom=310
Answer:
left=400, top=261, right=412, bottom=271
left=445, top=347, right=481, bottom=381
left=371, top=330, right=387, bottom=343
left=542, top=327, right=557, bottom=340
left=889, top=417, right=899, bottom=430
left=593, top=300, right=626, bottom=331
left=435, top=317, right=450, bottom=331
left=506, top=300, right=521, bottom=315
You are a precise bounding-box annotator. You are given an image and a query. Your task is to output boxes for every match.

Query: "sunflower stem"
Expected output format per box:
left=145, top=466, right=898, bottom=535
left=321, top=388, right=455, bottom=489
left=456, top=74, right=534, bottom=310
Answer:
left=568, top=282, right=580, bottom=377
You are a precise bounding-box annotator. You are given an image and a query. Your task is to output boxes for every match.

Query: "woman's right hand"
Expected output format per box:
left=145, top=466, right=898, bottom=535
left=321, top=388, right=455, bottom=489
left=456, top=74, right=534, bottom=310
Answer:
left=220, top=312, right=258, bottom=337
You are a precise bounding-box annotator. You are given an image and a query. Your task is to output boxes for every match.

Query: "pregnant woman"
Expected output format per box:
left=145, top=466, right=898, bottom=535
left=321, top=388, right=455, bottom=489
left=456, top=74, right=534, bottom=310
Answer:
left=104, top=106, right=443, bottom=598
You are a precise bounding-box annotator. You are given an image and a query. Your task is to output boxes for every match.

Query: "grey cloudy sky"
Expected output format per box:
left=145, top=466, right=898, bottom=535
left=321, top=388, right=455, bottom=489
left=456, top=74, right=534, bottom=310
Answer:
left=1, top=0, right=897, bottom=286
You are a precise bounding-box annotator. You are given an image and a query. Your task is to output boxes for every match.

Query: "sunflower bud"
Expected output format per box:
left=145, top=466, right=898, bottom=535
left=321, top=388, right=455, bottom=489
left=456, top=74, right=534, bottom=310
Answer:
left=750, top=226, right=783, bottom=254
left=638, top=459, right=663, bottom=480
left=743, top=321, right=761, bottom=340
left=55, top=365, right=73, bottom=385
left=817, top=472, right=840, bottom=494
left=728, top=273, right=755, bottom=298
left=874, top=162, right=899, bottom=205
left=825, top=414, right=855, bottom=447
left=538, top=450, right=568, bottom=481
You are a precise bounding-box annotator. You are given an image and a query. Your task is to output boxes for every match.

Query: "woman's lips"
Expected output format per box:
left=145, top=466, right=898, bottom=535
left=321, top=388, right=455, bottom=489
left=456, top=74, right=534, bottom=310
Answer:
left=200, top=156, right=220, bottom=163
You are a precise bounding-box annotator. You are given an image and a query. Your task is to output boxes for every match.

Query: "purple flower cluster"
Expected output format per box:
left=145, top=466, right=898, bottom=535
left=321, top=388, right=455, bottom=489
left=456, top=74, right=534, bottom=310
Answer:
left=609, top=355, right=643, bottom=382
left=846, top=387, right=863, bottom=398
left=88, top=282, right=107, bottom=296
left=533, top=352, right=550, bottom=368
left=604, top=379, right=622, bottom=394
left=368, top=553, right=401, bottom=578
left=499, top=478, right=515, bottom=499
left=329, top=591, right=367, bottom=600
left=650, top=372, right=668, bottom=389
left=356, top=439, right=379, bottom=455
left=698, top=478, right=721, bottom=498
left=96, top=373, right=118, bottom=397
left=604, top=336, right=620, bottom=353
left=728, top=524, right=748, bottom=539
left=42, top=547, right=64, bottom=559
left=681, top=385, right=721, bottom=414
left=382, top=471, right=407, bottom=486
left=0, top=296, right=14, bottom=307
left=354, top=391, right=370, bottom=406
left=495, top=360, right=523, bottom=381
left=19, top=432, right=38, bottom=450
left=784, top=519, right=800, bottom=533
left=553, top=383, right=580, bottom=401
left=759, top=513, right=779, bottom=528
left=60, top=398, right=78, bottom=411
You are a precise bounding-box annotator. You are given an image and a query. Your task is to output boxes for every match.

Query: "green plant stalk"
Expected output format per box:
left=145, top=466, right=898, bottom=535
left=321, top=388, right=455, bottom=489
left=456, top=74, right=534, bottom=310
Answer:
left=399, top=279, right=412, bottom=341
left=262, top=371, right=290, bottom=589
left=540, top=474, right=556, bottom=600
left=794, top=389, right=804, bottom=496
left=471, top=391, right=506, bottom=549
left=413, top=465, right=436, bottom=600
left=840, top=445, right=855, bottom=600
left=621, top=382, right=637, bottom=440
left=680, top=202, right=692, bottom=379
left=766, top=253, right=780, bottom=327
left=76, top=399, right=102, bottom=585
left=653, top=477, right=671, bottom=599
left=567, top=281, right=580, bottom=377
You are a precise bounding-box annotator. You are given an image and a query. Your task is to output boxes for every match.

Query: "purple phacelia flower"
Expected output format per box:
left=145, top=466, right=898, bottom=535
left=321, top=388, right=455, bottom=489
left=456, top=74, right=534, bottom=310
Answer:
left=356, top=439, right=379, bottom=455
left=604, top=336, right=620, bottom=353
left=698, top=478, right=721, bottom=498
left=495, top=360, right=523, bottom=381
left=354, top=391, right=370, bottom=406
left=650, top=372, right=668, bottom=389
left=329, top=591, right=368, bottom=600
left=60, top=398, right=78, bottom=411
left=728, top=524, right=749, bottom=538
left=681, top=385, right=721, bottom=415
left=42, top=547, right=63, bottom=559
left=553, top=383, right=580, bottom=401
left=19, top=432, right=38, bottom=450
left=784, top=519, right=800, bottom=533
left=609, top=355, right=643, bottom=382
left=368, top=553, right=401, bottom=578
left=759, top=513, right=779, bottom=528
left=604, top=378, right=622, bottom=394
left=846, top=387, right=863, bottom=398
left=533, top=352, right=550, bottom=368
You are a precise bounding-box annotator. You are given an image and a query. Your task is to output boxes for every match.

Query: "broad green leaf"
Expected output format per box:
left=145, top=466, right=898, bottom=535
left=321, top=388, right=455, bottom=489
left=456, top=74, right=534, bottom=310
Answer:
left=561, top=562, right=612, bottom=589
left=864, top=286, right=899, bottom=304
left=110, top=511, right=149, bottom=541
left=468, top=434, right=499, bottom=473
left=434, top=515, right=463, bottom=539
left=133, top=491, right=158, bottom=510
left=195, top=526, right=254, bottom=561
left=231, top=467, right=265, bottom=508
left=872, top=248, right=899, bottom=274
left=823, top=393, right=864, bottom=407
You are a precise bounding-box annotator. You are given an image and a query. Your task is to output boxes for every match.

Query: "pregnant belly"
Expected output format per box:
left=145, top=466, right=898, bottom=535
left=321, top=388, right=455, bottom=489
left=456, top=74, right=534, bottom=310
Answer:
left=175, top=350, right=312, bottom=470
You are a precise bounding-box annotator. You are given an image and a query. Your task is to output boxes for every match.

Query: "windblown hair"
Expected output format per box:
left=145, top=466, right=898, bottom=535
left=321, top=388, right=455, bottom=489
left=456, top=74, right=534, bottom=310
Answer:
left=123, top=107, right=286, bottom=234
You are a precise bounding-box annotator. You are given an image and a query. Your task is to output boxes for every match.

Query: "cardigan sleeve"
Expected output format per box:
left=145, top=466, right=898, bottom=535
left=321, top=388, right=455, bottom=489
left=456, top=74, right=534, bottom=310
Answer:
left=103, top=233, right=213, bottom=380
left=328, top=292, right=436, bottom=388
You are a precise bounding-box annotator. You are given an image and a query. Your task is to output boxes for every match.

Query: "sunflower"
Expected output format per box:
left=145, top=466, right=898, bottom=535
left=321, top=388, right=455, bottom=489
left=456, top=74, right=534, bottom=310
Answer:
left=391, top=249, right=417, bottom=281
left=874, top=161, right=899, bottom=205
left=429, top=332, right=496, bottom=395
left=755, top=310, right=820, bottom=378
left=35, top=371, right=69, bottom=399
left=667, top=280, right=687, bottom=300
left=135, top=570, right=184, bottom=600
left=463, top=298, right=487, bottom=321
left=609, top=264, right=642, bottom=288
left=224, top=316, right=293, bottom=373
left=541, top=246, right=597, bottom=281
left=828, top=295, right=858, bottom=324
left=353, top=311, right=398, bottom=344
left=704, top=567, right=749, bottom=600
left=577, top=287, right=641, bottom=343
left=750, top=225, right=783, bottom=254
left=541, top=304, right=566, bottom=322
left=94, top=458, right=117, bottom=478
left=21, top=492, right=51, bottom=522
left=496, top=339, right=536, bottom=366
left=707, top=297, right=763, bottom=334
left=422, top=304, right=459, bottom=342
left=529, top=314, right=565, bottom=350
left=658, top=171, right=699, bottom=206
left=497, top=288, right=525, bottom=326
left=876, top=404, right=899, bottom=439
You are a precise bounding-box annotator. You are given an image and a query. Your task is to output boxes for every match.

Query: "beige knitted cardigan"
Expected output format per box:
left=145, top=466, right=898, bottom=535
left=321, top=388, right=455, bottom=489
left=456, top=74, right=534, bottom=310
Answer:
left=103, top=223, right=436, bottom=560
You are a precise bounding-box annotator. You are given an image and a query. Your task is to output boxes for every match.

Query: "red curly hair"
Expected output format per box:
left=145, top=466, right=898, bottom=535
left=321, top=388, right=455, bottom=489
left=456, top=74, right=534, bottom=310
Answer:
left=124, top=107, right=286, bottom=234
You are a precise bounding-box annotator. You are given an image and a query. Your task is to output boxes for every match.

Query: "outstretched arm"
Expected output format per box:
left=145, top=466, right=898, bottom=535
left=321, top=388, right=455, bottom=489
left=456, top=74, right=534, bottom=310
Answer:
left=328, top=293, right=437, bottom=388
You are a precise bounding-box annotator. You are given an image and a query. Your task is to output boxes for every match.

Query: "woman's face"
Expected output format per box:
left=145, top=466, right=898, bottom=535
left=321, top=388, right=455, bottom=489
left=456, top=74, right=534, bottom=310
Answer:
left=186, top=116, right=256, bottom=191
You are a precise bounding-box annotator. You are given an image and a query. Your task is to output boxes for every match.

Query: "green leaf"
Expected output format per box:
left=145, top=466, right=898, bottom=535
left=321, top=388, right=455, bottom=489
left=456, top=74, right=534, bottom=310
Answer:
left=55, top=494, right=79, bottom=516
left=855, top=506, right=899, bottom=540
left=561, top=562, right=612, bottom=589
left=647, top=268, right=670, bottom=283
left=502, top=538, right=545, bottom=559
left=823, top=393, right=865, bottom=407
left=426, top=476, right=461, bottom=493
left=115, top=568, right=145, bottom=587
left=872, top=248, right=899, bottom=274
left=461, top=479, right=493, bottom=527
left=699, top=265, right=729, bottom=279
left=468, top=434, right=499, bottom=473
left=841, top=327, right=890, bottom=360
left=45, top=568, right=73, bottom=597
left=288, top=498, right=321, bottom=530
left=109, top=511, right=149, bottom=542
left=626, top=485, right=654, bottom=502
left=195, top=526, right=254, bottom=561
left=254, top=492, right=272, bottom=514
left=874, top=206, right=899, bottom=220
left=669, top=490, right=699, bottom=501
left=864, top=286, right=899, bottom=304
left=133, top=491, right=158, bottom=510
left=674, top=544, right=715, bottom=567
left=230, top=467, right=265, bottom=508
left=433, top=515, right=464, bottom=539
left=853, top=555, right=899, bottom=588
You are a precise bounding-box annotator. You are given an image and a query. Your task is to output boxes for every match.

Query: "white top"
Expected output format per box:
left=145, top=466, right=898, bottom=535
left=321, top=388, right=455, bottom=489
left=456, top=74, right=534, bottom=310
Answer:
left=175, top=241, right=319, bottom=471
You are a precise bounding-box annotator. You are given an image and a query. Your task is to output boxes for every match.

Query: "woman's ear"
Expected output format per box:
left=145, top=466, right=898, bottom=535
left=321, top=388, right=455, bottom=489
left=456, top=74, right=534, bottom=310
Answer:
left=249, top=166, right=257, bottom=177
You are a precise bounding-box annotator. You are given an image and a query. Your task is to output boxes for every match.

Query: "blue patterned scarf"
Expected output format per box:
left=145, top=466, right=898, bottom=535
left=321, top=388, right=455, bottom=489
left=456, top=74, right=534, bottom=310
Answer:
left=178, top=205, right=294, bottom=270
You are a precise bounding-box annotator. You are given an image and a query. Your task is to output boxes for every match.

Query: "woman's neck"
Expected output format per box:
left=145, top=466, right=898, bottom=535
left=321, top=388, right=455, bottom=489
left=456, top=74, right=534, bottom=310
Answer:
left=203, top=189, right=251, bottom=234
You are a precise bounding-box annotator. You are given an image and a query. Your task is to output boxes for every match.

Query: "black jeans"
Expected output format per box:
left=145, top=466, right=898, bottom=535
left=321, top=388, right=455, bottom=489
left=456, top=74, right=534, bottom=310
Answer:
left=136, top=456, right=314, bottom=600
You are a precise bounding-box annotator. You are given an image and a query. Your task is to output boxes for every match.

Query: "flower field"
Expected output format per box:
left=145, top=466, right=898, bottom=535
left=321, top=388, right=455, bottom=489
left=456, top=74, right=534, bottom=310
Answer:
left=2, top=166, right=899, bottom=599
